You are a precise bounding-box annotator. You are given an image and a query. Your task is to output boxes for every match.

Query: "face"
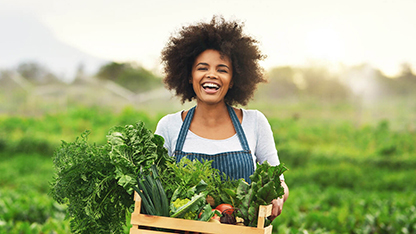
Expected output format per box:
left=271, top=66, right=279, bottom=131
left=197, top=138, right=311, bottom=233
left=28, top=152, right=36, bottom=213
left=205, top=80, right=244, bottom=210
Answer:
left=191, top=49, right=233, bottom=105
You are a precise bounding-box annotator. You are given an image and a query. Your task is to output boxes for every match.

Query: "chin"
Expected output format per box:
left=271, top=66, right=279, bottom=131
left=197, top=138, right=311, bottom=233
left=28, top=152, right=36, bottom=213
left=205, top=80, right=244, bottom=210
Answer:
left=197, top=98, right=224, bottom=106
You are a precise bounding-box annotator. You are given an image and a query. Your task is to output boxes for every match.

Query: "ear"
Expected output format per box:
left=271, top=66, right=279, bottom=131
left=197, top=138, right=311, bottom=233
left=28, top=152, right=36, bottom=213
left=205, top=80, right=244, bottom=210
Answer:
left=189, top=77, right=193, bottom=84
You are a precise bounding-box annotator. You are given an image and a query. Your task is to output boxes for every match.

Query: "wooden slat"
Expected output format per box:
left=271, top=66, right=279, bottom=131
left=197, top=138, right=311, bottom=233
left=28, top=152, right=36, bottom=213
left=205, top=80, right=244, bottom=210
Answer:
left=133, top=192, right=142, bottom=215
left=257, top=205, right=273, bottom=228
left=129, top=191, right=274, bottom=234
left=257, top=217, right=265, bottom=229
left=130, top=227, right=176, bottom=234
left=263, top=225, right=273, bottom=234
left=258, top=205, right=272, bottom=218
left=131, top=213, right=268, bottom=234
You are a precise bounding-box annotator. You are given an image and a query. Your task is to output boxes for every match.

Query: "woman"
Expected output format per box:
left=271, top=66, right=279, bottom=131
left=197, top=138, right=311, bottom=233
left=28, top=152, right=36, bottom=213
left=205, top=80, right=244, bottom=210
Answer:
left=155, top=16, right=289, bottom=220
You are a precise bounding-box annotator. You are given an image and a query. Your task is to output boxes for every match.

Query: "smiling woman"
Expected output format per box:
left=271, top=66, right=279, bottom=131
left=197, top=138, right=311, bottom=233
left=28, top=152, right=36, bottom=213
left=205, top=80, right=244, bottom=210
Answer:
left=156, top=15, right=289, bottom=220
left=191, top=49, right=233, bottom=106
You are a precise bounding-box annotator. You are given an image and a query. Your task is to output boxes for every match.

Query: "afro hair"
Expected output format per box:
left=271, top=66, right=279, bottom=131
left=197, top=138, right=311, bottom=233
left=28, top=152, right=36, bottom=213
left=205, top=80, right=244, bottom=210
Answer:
left=161, top=15, right=267, bottom=106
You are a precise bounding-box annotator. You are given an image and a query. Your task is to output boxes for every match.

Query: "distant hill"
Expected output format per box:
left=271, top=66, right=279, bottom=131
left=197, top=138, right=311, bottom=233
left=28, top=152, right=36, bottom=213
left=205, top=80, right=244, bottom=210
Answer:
left=0, top=13, right=107, bottom=82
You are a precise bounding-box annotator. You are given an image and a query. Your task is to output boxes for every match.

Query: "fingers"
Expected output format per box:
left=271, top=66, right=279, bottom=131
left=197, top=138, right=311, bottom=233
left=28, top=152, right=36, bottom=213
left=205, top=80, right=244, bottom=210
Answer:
left=269, top=198, right=284, bottom=221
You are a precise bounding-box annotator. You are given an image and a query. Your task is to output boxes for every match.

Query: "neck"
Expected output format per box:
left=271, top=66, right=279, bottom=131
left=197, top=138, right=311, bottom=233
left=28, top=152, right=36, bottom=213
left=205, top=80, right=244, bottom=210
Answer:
left=194, top=101, right=229, bottom=125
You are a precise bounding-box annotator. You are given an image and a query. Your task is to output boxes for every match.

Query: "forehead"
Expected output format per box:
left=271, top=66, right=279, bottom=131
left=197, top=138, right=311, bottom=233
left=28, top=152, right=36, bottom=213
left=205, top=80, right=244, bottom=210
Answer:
left=194, top=49, right=231, bottom=65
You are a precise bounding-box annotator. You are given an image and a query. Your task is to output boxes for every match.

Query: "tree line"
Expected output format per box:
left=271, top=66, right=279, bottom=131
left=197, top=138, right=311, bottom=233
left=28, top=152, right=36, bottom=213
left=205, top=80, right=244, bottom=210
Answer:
left=2, top=61, right=415, bottom=101
left=259, top=63, right=416, bottom=101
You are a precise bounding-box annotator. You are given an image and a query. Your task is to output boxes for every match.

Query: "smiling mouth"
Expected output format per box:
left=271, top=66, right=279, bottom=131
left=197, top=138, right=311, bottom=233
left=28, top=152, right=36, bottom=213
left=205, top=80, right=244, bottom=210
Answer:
left=202, top=82, right=220, bottom=90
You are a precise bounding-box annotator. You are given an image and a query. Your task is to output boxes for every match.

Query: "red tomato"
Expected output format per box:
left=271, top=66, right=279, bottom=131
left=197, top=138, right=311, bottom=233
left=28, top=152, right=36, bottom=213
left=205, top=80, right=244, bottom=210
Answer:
left=215, top=204, right=234, bottom=215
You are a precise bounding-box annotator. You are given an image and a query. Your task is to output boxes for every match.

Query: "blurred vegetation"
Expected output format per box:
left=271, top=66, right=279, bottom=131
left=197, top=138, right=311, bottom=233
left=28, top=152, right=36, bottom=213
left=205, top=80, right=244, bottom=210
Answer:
left=16, top=62, right=62, bottom=85
left=0, top=61, right=415, bottom=233
left=2, top=60, right=416, bottom=106
left=95, top=61, right=162, bottom=92
left=259, top=63, right=416, bottom=101
left=0, top=107, right=415, bottom=233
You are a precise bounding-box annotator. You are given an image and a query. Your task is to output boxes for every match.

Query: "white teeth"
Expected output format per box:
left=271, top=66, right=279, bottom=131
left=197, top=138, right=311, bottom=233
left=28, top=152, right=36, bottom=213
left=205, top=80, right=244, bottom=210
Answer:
left=202, top=83, right=220, bottom=89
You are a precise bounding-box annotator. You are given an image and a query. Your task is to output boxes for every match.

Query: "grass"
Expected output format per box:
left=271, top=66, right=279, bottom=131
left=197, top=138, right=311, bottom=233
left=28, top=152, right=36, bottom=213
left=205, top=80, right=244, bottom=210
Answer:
left=0, top=102, right=415, bottom=233
left=0, top=153, right=69, bottom=233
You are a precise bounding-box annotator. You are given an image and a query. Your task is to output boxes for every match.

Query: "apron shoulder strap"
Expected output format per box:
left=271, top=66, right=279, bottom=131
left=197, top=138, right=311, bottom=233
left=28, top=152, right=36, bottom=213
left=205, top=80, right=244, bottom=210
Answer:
left=174, top=106, right=195, bottom=152
left=226, top=104, right=251, bottom=152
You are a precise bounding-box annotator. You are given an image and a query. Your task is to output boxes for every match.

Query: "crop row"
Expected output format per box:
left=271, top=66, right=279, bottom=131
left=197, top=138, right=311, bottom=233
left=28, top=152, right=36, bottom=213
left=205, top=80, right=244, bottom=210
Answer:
left=1, top=160, right=414, bottom=234
left=1, top=106, right=415, bottom=160
left=0, top=106, right=415, bottom=233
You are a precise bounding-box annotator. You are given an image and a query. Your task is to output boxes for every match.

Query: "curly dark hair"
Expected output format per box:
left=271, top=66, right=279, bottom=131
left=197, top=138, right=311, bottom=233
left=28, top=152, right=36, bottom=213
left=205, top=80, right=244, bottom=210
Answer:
left=161, top=16, right=267, bottom=106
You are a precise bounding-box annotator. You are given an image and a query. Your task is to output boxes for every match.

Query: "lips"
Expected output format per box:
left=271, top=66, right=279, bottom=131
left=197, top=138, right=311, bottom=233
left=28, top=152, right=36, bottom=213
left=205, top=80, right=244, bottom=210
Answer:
left=202, top=82, right=220, bottom=90
left=201, top=82, right=220, bottom=94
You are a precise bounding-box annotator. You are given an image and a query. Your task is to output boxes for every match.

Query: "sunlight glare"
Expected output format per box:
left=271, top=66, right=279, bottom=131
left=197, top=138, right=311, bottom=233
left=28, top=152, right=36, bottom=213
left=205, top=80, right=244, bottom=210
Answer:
left=305, top=27, right=345, bottom=62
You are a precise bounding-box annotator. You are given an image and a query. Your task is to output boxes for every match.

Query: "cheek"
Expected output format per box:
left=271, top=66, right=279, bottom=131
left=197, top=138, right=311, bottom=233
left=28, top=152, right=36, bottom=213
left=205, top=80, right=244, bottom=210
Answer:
left=192, top=82, right=200, bottom=93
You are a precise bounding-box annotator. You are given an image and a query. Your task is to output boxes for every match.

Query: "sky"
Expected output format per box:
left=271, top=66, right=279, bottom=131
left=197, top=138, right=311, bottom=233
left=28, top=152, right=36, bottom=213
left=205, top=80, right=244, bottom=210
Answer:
left=1, top=0, right=416, bottom=77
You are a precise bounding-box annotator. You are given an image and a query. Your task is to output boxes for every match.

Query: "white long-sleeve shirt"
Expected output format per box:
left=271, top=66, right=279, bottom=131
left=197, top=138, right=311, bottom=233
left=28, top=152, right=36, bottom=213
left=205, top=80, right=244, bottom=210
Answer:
left=155, top=108, right=284, bottom=180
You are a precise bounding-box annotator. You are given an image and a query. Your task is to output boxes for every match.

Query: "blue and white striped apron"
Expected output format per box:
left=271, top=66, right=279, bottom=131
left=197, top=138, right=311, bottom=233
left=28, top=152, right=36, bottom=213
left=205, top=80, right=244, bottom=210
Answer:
left=173, top=105, right=255, bottom=183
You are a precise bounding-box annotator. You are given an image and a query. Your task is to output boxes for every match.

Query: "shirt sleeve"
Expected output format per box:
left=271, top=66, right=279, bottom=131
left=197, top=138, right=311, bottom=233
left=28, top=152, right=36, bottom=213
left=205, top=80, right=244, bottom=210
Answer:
left=254, top=110, right=285, bottom=180
left=154, top=115, right=173, bottom=156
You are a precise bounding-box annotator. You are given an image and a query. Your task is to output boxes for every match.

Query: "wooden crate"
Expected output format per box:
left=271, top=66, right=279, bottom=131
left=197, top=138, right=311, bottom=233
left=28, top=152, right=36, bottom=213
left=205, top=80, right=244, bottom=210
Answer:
left=130, top=191, right=273, bottom=234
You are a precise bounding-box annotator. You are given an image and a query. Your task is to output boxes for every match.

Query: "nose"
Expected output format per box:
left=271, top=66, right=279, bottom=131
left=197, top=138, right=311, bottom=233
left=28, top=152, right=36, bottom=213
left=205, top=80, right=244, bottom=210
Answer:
left=206, top=69, right=218, bottom=79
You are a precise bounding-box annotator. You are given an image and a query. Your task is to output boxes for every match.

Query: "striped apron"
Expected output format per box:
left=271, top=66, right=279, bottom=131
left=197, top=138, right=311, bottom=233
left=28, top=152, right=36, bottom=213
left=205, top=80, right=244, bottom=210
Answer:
left=173, top=105, right=255, bottom=183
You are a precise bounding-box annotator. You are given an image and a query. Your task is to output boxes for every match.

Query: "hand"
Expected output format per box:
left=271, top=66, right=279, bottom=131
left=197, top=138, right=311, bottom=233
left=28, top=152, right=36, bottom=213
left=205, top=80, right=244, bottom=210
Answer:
left=269, top=197, right=284, bottom=221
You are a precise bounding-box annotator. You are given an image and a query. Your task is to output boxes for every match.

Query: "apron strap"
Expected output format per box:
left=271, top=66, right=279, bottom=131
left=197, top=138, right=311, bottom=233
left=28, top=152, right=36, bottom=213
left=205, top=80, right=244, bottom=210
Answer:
left=174, top=106, right=195, bottom=152
left=226, top=104, right=250, bottom=152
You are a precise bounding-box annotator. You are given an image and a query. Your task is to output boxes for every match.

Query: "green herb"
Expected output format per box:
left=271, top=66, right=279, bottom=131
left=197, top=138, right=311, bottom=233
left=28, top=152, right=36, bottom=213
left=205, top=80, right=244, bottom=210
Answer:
left=160, top=157, right=222, bottom=202
left=50, top=131, right=128, bottom=234
left=50, top=121, right=173, bottom=234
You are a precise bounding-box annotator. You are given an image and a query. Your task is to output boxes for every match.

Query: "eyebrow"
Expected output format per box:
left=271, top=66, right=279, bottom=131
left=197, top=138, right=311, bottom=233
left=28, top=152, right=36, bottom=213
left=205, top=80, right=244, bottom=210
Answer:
left=196, top=63, right=230, bottom=69
left=196, top=62, right=209, bottom=67
left=218, top=64, right=230, bottom=69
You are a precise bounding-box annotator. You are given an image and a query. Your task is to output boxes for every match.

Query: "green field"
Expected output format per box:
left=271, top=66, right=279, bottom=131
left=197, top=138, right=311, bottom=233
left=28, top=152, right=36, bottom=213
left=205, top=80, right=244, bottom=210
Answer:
left=0, top=103, right=415, bottom=234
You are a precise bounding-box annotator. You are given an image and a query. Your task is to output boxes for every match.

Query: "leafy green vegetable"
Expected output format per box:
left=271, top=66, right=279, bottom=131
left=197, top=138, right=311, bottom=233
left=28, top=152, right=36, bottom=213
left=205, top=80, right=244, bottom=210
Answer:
left=107, top=122, right=174, bottom=194
left=50, top=121, right=173, bottom=234
left=170, top=193, right=207, bottom=219
left=50, top=120, right=288, bottom=232
left=159, top=157, right=239, bottom=208
left=170, top=179, right=207, bottom=203
left=235, top=161, right=288, bottom=227
left=160, top=158, right=221, bottom=201
left=198, top=204, right=219, bottom=222
left=158, top=157, right=230, bottom=221
left=212, top=181, right=240, bottom=207
left=50, top=131, right=129, bottom=234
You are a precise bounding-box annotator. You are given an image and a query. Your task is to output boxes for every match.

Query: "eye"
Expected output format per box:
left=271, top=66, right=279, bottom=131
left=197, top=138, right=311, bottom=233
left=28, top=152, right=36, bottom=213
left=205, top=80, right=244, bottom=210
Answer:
left=197, top=67, right=208, bottom=71
left=218, top=69, right=228, bottom=73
